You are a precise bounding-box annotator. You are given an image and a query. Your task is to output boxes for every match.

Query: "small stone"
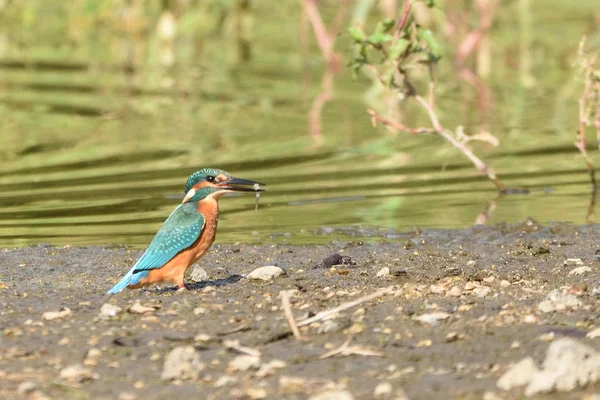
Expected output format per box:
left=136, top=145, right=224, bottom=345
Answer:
left=446, top=286, right=462, bottom=297
left=118, top=393, right=137, bottom=400
left=568, top=266, right=592, bottom=276
left=376, top=267, right=391, bottom=279
left=247, top=266, right=285, bottom=281
left=229, top=355, right=261, bottom=372
left=17, top=380, right=37, bottom=394
left=587, top=328, right=600, bottom=339
left=466, top=260, right=477, bottom=267
left=60, top=364, right=96, bottom=383
left=523, top=314, right=537, bottom=324
left=317, top=319, right=342, bottom=334
left=564, top=258, right=584, bottom=267
left=373, top=382, right=393, bottom=398
left=445, top=332, right=460, bottom=342
left=429, top=285, right=445, bottom=294
left=129, top=302, right=155, bottom=314
left=246, top=387, right=267, bottom=399
left=525, top=338, right=600, bottom=396
left=193, top=307, right=207, bottom=315
left=537, top=290, right=582, bottom=313
left=473, top=286, right=491, bottom=298
left=413, top=312, right=450, bottom=326
left=483, top=276, right=495, bottom=284
left=256, top=360, right=286, bottom=378
left=309, top=390, right=355, bottom=400
left=42, top=308, right=72, bottom=321
left=497, top=357, right=540, bottom=390
left=482, top=391, right=503, bottom=400
left=500, top=280, right=511, bottom=288
left=83, top=348, right=102, bottom=366
left=214, top=375, right=238, bottom=387
left=189, top=265, right=209, bottom=282
left=98, top=303, right=122, bottom=320
left=160, top=346, right=204, bottom=381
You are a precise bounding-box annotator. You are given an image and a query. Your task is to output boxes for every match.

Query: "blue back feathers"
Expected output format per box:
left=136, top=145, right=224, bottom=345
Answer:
left=107, top=202, right=205, bottom=294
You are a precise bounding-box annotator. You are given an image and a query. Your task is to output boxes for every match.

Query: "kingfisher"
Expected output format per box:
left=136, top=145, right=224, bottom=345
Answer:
left=107, top=168, right=265, bottom=294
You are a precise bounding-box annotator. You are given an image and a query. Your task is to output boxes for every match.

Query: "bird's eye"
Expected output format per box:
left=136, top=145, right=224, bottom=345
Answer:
left=206, top=175, right=215, bottom=182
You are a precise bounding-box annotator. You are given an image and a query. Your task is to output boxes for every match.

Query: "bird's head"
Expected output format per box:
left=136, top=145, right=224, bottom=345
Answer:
left=182, top=168, right=265, bottom=203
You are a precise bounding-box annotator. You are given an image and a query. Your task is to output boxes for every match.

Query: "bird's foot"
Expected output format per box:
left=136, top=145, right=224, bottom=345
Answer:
left=176, top=282, right=190, bottom=292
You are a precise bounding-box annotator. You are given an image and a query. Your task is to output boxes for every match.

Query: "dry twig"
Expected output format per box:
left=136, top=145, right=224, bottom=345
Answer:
left=320, top=335, right=384, bottom=359
left=297, top=286, right=394, bottom=327
left=280, top=290, right=304, bottom=341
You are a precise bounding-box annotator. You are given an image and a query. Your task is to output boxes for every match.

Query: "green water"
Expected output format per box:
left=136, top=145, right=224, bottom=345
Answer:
left=0, top=1, right=599, bottom=247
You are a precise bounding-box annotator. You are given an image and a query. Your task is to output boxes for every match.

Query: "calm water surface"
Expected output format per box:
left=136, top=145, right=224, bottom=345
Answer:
left=0, top=1, right=598, bottom=247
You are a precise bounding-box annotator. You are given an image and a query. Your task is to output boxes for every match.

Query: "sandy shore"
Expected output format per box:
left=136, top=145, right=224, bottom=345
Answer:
left=1, top=222, right=600, bottom=399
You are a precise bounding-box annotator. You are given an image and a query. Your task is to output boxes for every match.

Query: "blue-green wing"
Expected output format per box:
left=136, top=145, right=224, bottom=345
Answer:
left=133, top=202, right=205, bottom=272
left=107, top=203, right=204, bottom=294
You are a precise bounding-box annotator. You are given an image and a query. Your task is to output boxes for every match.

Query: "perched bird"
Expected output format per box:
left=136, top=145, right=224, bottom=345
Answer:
left=107, top=168, right=264, bottom=294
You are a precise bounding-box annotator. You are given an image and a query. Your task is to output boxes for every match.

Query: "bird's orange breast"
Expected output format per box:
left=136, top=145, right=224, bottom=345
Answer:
left=130, top=199, right=220, bottom=288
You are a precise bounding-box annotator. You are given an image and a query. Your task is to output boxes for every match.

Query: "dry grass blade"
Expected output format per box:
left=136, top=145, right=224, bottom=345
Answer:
left=280, top=290, right=304, bottom=340
left=297, top=286, right=394, bottom=327
left=320, top=335, right=384, bottom=359
left=223, top=339, right=261, bottom=357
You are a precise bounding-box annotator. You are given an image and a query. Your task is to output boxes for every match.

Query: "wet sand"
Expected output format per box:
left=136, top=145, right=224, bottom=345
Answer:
left=1, top=221, right=600, bottom=399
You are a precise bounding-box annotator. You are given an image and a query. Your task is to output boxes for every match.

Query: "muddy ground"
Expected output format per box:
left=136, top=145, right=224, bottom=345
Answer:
left=1, top=221, right=600, bottom=399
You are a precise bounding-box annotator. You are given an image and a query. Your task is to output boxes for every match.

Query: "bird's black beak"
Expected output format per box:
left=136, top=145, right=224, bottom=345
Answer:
left=218, top=177, right=266, bottom=192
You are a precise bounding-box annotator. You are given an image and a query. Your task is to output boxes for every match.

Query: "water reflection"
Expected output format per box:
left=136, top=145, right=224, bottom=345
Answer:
left=0, top=1, right=599, bottom=247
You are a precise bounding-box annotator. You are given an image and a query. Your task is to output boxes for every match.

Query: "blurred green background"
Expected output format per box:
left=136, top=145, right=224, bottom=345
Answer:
left=0, top=0, right=599, bottom=247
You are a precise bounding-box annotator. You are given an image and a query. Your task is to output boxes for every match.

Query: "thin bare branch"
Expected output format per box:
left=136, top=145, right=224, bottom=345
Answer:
left=393, top=0, right=412, bottom=41
left=320, top=335, right=384, bottom=359
left=297, top=286, right=394, bottom=327
left=280, top=290, right=304, bottom=341
left=368, top=109, right=435, bottom=134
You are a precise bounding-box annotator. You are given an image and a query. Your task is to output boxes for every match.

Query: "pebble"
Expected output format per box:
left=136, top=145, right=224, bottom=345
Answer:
left=568, top=266, right=592, bottom=276
left=256, top=359, right=286, bottom=378
left=42, top=308, right=72, bottom=321
left=376, top=267, right=390, bottom=279
left=83, top=348, right=102, bottom=366
left=497, top=357, right=538, bottom=391
left=564, top=258, right=584, bottom=267
left=129, top=302, right=155, bottom=314
left=17, top=380, right=37, bottom=394
left=413, top=312, right=450, bottom=326
left=373, top=382, right=393, bottom=398
left=228, top=354, right=261, bottom=372
left=537, top=290, right=582, bottom=313
left=160, top=346, right=204, bottom=381
left=473, top=286, right=491, bottom=298
left=309, top=390, right=355, bottom=400
left=525, top=338, right=600, bottom=395
left=429, top=285, right=445, bottom=294
left=500, top=280, right=511, bottom=288
left=98, top=303, right=122, bottom=320
left=317, top=319, right=342, bottom=334
left=446, top=286, right=462, bottom=297
left=59, top=364, right=96, bottom=383
left=189, top=265, right=209, bottom=282
left=587, top=328, right=600, bottom=339
left=247, top=266, right=285, bottom=281
left=246, top=387, right=267, bottom=399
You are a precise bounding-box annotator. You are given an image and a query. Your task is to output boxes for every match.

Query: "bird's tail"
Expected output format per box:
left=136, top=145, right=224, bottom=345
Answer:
left=107, top=268, right=148, bottom=294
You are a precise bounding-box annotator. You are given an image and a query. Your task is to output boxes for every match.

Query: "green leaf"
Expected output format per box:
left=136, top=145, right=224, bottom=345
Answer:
left=348, top=27, right=367, bottom=42
left=388, top=39, right=410, bottom=61
left=418, top=29, right=441, bottom=59
left=424, top=0, right=436, bottom=7
left=375, top=19, right=396, bottom=34
left=367, top=32, right=393, bottom=45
